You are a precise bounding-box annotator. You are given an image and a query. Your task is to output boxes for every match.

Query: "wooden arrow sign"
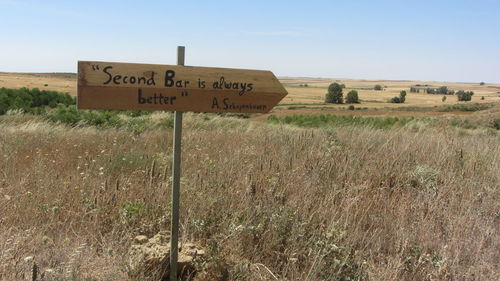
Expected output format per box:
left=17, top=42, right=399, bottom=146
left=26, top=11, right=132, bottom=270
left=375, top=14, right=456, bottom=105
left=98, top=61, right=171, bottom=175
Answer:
left=77, top=61, right=287, bottom=113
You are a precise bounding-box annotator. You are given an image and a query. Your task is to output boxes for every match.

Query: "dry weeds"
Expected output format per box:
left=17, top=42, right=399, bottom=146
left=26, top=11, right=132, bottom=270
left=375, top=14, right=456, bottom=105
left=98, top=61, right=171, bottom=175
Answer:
left=0, top=113, right=498, bottom=280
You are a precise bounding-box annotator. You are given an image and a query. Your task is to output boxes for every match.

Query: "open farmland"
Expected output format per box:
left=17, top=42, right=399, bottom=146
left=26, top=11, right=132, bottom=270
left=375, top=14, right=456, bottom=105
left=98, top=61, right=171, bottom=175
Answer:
left=280, top=77, right=500, bottom=105
left=0, top=73, right=499, bottom=280
left=2, top=72, right=499, bottom=115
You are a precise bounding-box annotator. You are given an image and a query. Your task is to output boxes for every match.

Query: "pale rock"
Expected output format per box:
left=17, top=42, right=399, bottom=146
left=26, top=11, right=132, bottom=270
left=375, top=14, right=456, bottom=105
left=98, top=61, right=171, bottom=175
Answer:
left=128, top=232, right=204, bottom=280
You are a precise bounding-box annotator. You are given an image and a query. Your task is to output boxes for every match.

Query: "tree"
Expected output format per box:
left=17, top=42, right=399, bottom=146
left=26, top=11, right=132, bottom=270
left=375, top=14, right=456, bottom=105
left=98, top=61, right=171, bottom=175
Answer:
left=346, top=90, right=360, bottom=103
left=325, top=83, right=344, bottom=104
left=480, top=82, right=485, bottom=85
left=438, top=86, right=449, bottom=95
left=399, top=90, right=407, bottom=103
left=374, top=84, right=383, bottom=91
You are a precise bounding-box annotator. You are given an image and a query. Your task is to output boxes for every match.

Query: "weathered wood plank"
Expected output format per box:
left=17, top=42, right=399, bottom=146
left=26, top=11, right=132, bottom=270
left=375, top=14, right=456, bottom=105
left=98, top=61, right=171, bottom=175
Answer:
left=77, top=61, right=287, bottom=113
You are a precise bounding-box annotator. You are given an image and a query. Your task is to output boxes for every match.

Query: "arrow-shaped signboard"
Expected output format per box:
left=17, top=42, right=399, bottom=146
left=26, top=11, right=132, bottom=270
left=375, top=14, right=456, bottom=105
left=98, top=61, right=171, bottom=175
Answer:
left=77, top=61, right=287, bottom=113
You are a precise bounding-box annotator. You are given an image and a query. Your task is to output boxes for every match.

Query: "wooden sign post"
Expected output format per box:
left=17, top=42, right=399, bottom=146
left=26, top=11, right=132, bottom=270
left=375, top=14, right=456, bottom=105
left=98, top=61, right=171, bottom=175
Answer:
left=77, top=47, right=287, bottom=280
left=170, top=46, right=184, bottom=280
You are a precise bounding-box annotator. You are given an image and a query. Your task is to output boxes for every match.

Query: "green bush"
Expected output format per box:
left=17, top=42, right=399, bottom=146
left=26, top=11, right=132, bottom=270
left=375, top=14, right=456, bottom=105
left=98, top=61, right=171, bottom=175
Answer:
left=456, top=90, right=474, bottom=101
left=81, top=110, right=122, bottom=127
left=46, top=104, right=123, bottom=127
left=374, top=85, right=383, bottom=91
left=390, top=97, right=402, bottom=103
left=0, top=87, right=75, bottom=115
left=492, top=119, right=500, bottom=130
left=346, top=90, right=360, bottom=104
left=46, top=104, right=81, bottom=125
left=390, top=91, right=407, bottom=103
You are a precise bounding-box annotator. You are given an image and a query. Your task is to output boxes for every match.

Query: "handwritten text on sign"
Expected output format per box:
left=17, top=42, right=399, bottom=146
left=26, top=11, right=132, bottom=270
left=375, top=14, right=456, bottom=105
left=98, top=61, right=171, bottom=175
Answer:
left=77, top=61, right=287, bottom=113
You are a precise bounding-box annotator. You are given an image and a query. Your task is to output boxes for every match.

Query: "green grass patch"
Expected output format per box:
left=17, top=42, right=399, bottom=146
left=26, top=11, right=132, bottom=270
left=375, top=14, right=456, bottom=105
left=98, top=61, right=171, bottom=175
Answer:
left=267, top=114, right=425, bottom=129
left=437, top=103, right=492, bottom=112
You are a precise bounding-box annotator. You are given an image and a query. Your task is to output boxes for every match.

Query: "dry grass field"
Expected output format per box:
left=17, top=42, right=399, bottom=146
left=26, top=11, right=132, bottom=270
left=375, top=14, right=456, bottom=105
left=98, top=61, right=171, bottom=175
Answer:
left=0, top=73, right=77, bottom=96
left=0, top=73, right=499, bottom=280
left=0, top=111, right=499, bottom=280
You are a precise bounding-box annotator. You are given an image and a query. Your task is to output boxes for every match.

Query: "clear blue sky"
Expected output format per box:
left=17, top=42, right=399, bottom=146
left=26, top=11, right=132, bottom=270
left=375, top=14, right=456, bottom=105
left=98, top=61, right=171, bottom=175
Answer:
left=1, top=0, right=499, bottom=82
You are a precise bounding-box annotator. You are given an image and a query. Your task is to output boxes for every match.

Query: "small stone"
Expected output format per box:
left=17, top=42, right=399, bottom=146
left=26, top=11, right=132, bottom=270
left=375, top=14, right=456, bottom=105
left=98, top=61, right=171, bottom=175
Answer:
left=24, top=256, right=34, bottom=262
left=128, top=232, right=204, bottom=280
left=134, top=235, right=148, bottom=244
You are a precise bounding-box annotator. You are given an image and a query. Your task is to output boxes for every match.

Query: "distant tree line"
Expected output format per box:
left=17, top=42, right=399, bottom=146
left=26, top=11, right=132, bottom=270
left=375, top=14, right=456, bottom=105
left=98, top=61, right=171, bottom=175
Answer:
left=409, top=87, right=421, bottom=93
left=410, top=85, right=475, bottom=101
left=425, top=86, right=455, bottom=95
left=0, top=87, right=75, bottom=115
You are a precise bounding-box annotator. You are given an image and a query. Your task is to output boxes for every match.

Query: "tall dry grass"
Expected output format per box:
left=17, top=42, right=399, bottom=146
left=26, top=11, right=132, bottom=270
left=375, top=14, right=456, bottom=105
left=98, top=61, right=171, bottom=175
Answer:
left=0, top=113, right=498, bottom=280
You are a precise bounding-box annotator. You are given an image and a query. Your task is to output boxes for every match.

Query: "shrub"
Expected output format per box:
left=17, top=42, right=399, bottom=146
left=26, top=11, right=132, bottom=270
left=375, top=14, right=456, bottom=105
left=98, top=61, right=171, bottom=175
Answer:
left=46, top=105, right=123, bottom=127
left=325, top=83, right=343, bottom=104
left=400, top=90, right=407, bottom=103
left=0, top=87, right=75, bottom=115
left=389, top=90, right=407, bottom=103
left=345, top=90, right=360, bottom=104
left=480, top=82, right=485, bottom=85
left=46, top=104, right=81, bottom=125
left=491, top=118, right=500, bottom=130
left=390, top=97, right=402, bottom=103
left=456, top=90, right=474, bottom=101
left=348, top=105, right=355, bottom=110
left=374, top=85, right=383, bottom=91
left=442, top=96, right=447, bottom=102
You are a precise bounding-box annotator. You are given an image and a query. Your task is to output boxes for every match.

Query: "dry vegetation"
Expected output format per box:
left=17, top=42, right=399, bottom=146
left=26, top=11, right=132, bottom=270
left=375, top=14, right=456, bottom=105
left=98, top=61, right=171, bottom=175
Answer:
left=0, top=111, right=498, bottom=280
